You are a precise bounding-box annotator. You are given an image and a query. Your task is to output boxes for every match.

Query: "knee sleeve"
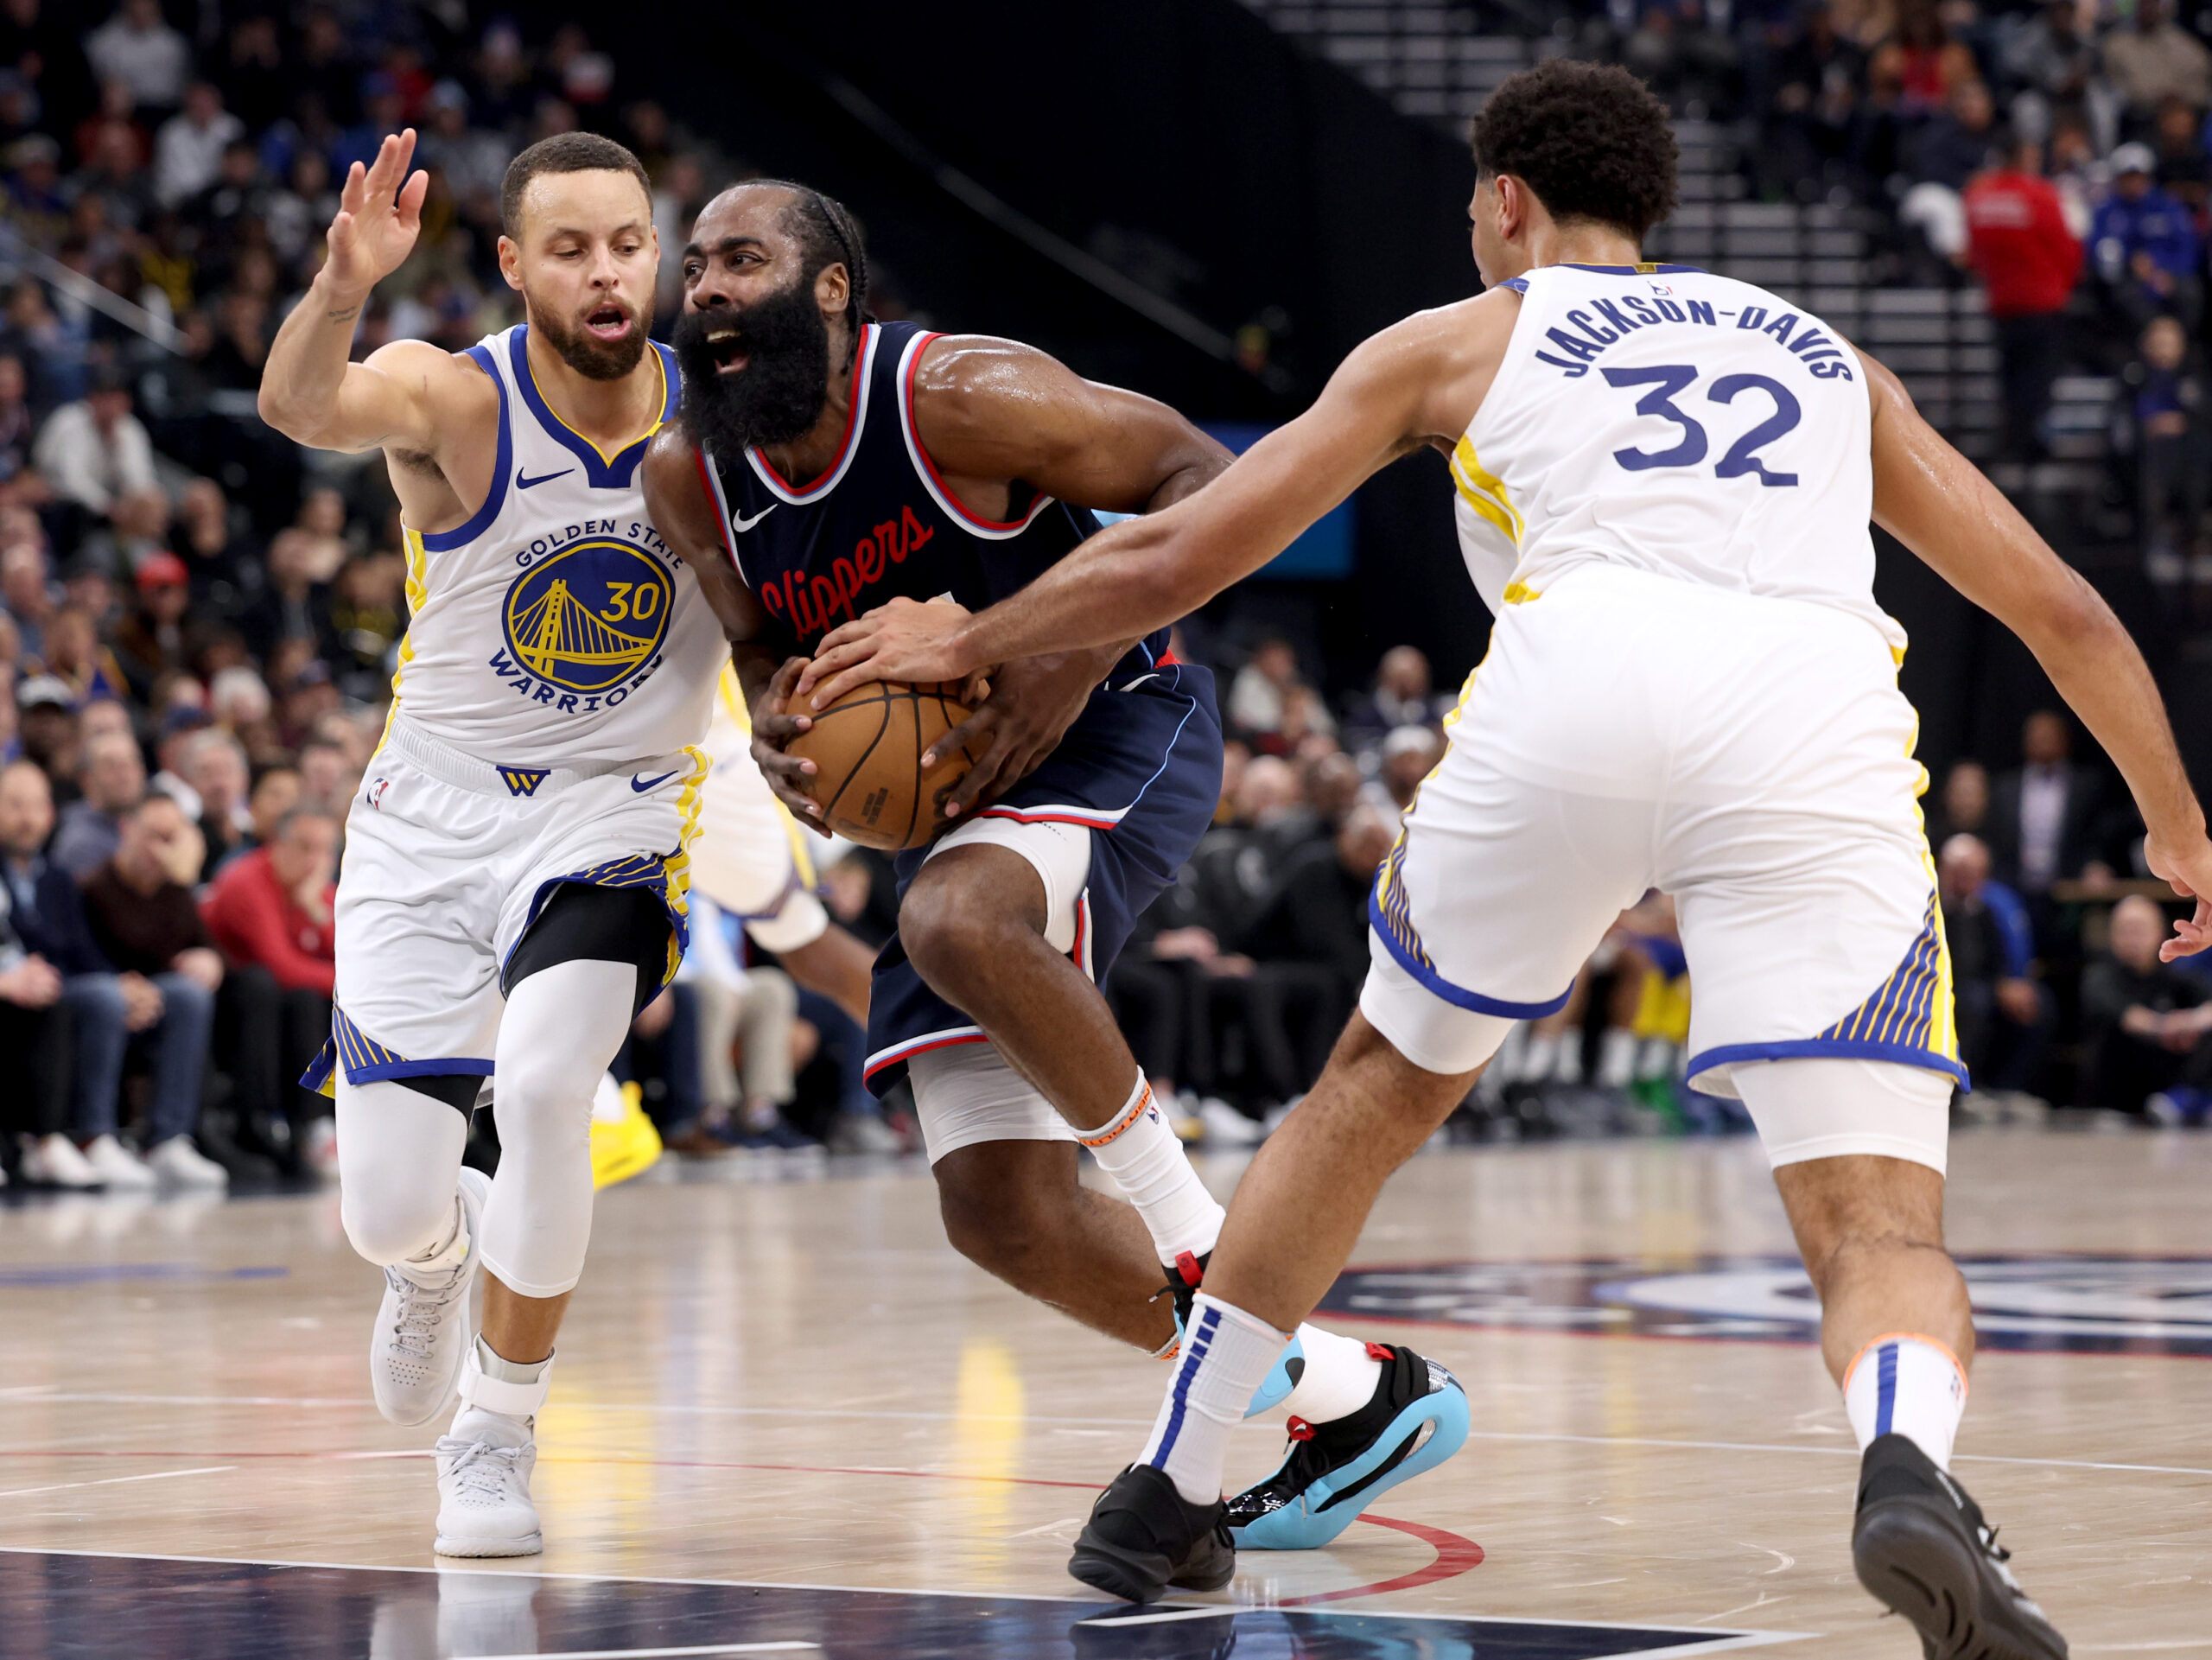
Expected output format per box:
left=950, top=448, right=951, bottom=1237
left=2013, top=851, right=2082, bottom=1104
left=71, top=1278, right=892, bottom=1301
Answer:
left=335, top=1077, right=471, bottom=1266
left=477, top=958, right=639, bottom=1299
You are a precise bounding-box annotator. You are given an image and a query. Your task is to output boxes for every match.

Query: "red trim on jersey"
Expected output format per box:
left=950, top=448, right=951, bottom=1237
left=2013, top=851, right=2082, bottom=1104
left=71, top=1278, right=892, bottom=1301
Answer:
left=976, top=805, right=1123, bottom=830
left=751, top=326, right=871, bottom=498
left=693, top=445, right=741, bottom=569
left=1156, top=649, right=1180, bottom=666
left=902, top=331, right=1055, bottom=533
left=861, top=1030, right=991, bottom=1080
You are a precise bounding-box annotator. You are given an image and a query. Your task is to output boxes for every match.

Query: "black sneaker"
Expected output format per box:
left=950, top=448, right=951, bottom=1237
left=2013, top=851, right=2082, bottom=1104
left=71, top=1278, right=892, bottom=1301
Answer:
left=1068, top=1463, right=1234, bottom=1605
left=1852, top=1433, right=2068, bottom=1658
left=1225, top=1343, right=1469, bottom=1549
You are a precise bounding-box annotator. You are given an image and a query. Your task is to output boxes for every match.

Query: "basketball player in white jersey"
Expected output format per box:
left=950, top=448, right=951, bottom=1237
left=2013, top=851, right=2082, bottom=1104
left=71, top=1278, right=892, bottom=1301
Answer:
left=259, top=130, right=728, bottom=1557
left=806, top=61, right=2212, bottom=1650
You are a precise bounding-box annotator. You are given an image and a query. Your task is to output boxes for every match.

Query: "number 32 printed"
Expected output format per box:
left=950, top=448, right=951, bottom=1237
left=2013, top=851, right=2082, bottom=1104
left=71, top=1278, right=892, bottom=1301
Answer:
left=1602, top=365, right=1800, bottom=487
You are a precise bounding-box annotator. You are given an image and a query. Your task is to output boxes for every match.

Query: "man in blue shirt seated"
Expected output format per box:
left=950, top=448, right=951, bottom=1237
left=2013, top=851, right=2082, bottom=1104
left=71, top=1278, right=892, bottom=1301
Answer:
left=2093, top=143, right=2203, bottom=332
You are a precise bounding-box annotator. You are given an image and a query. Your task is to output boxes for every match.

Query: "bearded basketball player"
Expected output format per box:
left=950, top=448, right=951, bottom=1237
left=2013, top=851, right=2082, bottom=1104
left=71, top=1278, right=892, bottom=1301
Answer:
left=640, top=180, right=1468, bottom=1555
left=810, top=62, right=2212, bottom=1649
left=260, top=130, right=730, bottom=1558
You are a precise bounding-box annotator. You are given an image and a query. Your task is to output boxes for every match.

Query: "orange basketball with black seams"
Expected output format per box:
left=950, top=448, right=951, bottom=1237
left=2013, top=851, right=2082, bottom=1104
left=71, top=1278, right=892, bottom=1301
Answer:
left=788, top=680, right=982, bottom=850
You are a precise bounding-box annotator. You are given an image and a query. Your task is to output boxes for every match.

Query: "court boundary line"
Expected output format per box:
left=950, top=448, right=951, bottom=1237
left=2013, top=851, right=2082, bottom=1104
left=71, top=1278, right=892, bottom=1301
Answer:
left=0, top=1546, right=1808, bottom=1644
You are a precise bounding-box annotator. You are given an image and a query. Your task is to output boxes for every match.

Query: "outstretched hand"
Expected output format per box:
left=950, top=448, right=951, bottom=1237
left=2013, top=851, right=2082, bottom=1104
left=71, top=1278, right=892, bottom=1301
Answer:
left=798, top=597, right=982, bottom=708
left=324, top=129, right=429, bottom=299
left=2147, top=830, right=2212, bottom=959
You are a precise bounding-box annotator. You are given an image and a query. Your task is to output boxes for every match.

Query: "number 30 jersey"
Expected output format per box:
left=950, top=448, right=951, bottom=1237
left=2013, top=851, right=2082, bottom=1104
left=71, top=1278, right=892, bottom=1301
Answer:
left=389, top=323, right=724, bottom=768
left=1452, top=263, right=1904, bottom=658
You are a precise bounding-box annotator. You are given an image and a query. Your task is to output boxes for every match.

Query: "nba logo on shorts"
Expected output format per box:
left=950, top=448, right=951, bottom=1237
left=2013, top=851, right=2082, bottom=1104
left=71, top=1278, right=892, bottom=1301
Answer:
left=365, top=777, right=391, bottom=810
left=502, top=539, right=673, bottom=698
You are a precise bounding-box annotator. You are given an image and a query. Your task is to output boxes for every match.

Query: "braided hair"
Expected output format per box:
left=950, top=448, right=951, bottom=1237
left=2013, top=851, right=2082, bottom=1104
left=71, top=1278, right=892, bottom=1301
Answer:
left=750, top=179, right=870, bottom=353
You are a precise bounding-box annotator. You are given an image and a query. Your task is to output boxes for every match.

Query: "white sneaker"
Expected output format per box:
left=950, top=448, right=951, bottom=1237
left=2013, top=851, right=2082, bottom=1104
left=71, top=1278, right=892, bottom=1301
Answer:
left=434, top=1407, right=543, bottom=1557
left=371, top=1167, right=490, bottom=1427
left=146, top=1135, right=229, bottom=1188
left=21, top=1133, right=100, bottom=1188
left=82, top=1134, right=158, bottom=1190
left=301, top=1116, right=340, bottom=1181
left=1199, top=1097, right=1266, bottom=1148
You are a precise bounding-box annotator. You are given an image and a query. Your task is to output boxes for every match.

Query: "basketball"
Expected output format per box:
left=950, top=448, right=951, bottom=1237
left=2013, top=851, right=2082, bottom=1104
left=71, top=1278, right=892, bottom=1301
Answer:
left=788, top=679, right=982, bottom=849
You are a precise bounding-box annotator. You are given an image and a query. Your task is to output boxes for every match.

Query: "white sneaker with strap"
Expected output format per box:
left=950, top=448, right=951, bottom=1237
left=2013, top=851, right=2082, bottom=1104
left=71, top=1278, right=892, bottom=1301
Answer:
left=370, top=1167, right=490, bottom=1426
left=434, top=1344, right=550, bottom=1557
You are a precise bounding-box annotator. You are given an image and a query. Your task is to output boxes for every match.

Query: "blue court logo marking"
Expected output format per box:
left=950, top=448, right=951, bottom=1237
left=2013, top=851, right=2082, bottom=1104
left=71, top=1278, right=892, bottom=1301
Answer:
left=631, top=768, right=680, bottom=792
left=516, top=467, right=574, bottom=489
left=1319, top=1255, right=2212, bottom=1358
left=500, top=538, right=671, bottom=696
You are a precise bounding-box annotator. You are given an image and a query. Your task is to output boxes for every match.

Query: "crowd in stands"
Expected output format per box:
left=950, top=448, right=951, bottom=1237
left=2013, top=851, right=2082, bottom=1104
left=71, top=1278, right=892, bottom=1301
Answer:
left=0, top=3, right=2204, bottom=1190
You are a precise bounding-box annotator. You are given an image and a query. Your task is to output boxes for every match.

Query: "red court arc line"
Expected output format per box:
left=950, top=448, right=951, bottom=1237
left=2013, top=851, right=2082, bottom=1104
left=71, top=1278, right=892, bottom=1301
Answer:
left=0, top=1449, right=1485, bottom=1604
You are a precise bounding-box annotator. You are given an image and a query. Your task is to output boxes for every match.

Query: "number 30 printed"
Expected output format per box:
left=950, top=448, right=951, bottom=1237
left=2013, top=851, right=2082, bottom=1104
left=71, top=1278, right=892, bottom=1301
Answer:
left=1602, top=365, right=1801, bottom=487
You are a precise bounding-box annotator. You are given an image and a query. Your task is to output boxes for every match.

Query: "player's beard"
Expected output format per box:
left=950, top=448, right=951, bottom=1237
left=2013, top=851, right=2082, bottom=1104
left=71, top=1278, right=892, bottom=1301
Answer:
left=530, top=289, right=652, bottom=382
left=672, top=277, right=833, bottom=457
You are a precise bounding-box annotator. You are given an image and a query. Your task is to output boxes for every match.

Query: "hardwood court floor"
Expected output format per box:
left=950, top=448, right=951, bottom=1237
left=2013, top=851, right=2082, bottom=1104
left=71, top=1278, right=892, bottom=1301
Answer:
left=2, top=1128, right=2209, bottom=1657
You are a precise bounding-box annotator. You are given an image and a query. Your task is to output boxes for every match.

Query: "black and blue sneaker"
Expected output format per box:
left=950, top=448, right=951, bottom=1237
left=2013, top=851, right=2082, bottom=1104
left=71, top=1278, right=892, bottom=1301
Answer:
left=1852, top=1432, right=2068, bottom=1658
left=1225, top=1342, right=1470, bottom=1550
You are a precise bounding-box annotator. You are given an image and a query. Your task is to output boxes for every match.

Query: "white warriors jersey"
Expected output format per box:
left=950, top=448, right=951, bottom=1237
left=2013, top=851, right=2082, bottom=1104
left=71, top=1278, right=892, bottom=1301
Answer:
left=388, top=323, right=723, bottom=767
left=1451, top=262, right=1906, bottom=657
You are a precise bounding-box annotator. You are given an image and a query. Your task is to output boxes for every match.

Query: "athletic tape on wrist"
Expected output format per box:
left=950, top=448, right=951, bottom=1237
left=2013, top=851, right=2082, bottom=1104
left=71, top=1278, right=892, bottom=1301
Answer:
left=458, top=1348, right=554, bottom=1419
left=1076, top=1078, right=1154, bottom=1150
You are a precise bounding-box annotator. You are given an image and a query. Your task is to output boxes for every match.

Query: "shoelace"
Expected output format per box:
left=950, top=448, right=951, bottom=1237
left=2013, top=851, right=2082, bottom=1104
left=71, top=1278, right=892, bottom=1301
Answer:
left=437, top=1437, right=528, bottom=1501
left=385, top=1262, right=467, bottom=1358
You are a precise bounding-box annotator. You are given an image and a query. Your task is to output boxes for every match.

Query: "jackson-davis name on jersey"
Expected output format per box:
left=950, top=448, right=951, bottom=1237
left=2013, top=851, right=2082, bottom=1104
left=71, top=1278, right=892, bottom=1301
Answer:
left=488, top=518, right=681, bottom=716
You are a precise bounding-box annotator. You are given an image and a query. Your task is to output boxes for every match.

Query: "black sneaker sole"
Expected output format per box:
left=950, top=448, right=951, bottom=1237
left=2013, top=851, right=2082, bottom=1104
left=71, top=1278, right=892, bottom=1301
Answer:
left=1068, top=1530, right=1235, bottom=1605
left=1854, top=1497, right=2069, bottom=1660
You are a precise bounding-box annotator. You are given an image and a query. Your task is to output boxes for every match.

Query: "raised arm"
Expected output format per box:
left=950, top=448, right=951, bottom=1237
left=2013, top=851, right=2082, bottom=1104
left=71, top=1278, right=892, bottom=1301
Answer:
left=1861, top=349, right=2211, bottom=957
left=257, top=130, right=454, bottom=456
left=802, top=294, right=1512, bottom=703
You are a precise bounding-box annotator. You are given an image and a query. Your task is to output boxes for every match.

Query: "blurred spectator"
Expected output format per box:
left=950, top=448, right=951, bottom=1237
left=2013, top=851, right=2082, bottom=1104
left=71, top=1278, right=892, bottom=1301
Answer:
left=1364, top=724, right=1443, bottom=823
left=79, top=792, right=224, bottom=1184
left=1869, top=0, right=1978, bottom=121
left=2091, top=143, right=2201, bottom=332
left=30, top=362, right=155, bottom=518
left=1765, top=3, right=1866, bottom=196
left=111, top=549, right=189, bottom=696
left=2130, top=314, right=2209, bottom=582
left=2151, top=96, right=2210, bottom=217
left=1929, top=757, right=1991, bottom=844
left=51, top=724, right=141, bottom=878
left=294, top=735, right=352, bottom=817
left=153, top=82, right=240, bottom=208
left=238, top=763, right=298, bottom=862
left=2002, top=0, right=2099, bottom=118
left=178, top=727, right=249, bottom=867
left=14, top=673, right=73, bottom=791
left=0, top=351, right=44, bottom=500
left=2082, top=893, right=2209, bottom=1111
left=1907, top=79, right=1999, bottom=190
left=239, top=525, right=336, bottom=667
left=201, top=805, right=337, bottom=1176
left=1226, top=637, right=1334, bottom=749
left=1988, top=710, right=2107, bottom=894
left=1964, top=130, right=2081, bottom=459
left=0, top=758, right=131, bottom=1186
left=1939, top=832, right=2050, bottom=1098
left=0, top=757, right=75, bottom=1182
left=1341, top=645, right=1448, bottom=756
left=83, top=1, right=189, bottom=114
left=2101, top=0, right=2212, bottom=124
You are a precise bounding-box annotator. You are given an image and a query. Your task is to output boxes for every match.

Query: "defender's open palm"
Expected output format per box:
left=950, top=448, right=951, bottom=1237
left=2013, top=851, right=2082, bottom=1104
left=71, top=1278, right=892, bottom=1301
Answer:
left=2146, top=831, right=2212, bottom=959
left=326, top=129, right=429, bottom=297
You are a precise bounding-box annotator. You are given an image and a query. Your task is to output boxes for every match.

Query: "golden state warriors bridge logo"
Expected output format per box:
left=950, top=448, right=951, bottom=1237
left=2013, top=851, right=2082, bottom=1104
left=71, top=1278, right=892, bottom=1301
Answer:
left=493, top=533, right=671, bottom=710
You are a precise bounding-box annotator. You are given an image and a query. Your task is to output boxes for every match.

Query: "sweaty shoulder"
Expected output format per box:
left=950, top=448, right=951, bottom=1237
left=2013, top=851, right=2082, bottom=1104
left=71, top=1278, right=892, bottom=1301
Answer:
left=1342, top=289, right=1519, bottom=451
left=641, top=425, right=721, bottom=556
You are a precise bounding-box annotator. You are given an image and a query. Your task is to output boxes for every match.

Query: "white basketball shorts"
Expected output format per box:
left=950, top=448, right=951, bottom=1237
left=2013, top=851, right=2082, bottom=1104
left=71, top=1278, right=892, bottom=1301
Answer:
left=1360, top=564, right=1963, bottom=1169
left=688, top=690, right=829, bottom=957
left=309, top=716, right=706, bottom=1091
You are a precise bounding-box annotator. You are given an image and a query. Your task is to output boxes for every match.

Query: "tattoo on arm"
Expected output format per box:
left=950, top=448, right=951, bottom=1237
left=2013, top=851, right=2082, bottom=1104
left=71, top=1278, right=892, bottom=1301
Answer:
left=327, top=304, right=360, bottom=324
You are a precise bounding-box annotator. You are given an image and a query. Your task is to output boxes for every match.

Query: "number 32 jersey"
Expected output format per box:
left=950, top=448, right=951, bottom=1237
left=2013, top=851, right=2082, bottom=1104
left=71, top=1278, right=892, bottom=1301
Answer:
left=1452, top=263, right=1905, bottom=658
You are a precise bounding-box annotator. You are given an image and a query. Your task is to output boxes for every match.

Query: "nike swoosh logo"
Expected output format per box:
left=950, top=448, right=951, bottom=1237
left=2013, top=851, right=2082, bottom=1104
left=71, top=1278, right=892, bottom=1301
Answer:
left=631, top=769, right=681, bottom=792
left=731, top=504, right=776, bottom=532
left=517, top=467, right=575, bottom=489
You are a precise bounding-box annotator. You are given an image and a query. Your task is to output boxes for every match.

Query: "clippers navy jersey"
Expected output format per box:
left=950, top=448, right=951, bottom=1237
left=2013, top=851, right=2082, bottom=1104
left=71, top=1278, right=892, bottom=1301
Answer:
left=691, top=319, right=1221, bottom=1095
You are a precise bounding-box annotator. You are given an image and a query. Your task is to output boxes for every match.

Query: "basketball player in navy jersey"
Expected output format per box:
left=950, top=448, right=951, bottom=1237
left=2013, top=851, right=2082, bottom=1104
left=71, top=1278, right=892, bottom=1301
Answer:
left=641, top=180, right=1469, bottom=1553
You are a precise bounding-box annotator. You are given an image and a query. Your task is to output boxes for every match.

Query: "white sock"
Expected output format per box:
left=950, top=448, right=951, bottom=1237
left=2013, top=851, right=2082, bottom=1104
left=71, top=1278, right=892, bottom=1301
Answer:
left=1081, top=1072, right=1224, bottom=1265
left=1141, top=1293, right=1291, bottom=1504
left=1276, top=1326, right=1384, bottom=1424
left=401, top=1193, right=469, bottom=1280
left=1597, top=1027, right=1637, bottom=1089
left=1843, top=1333, right=1967, bottom=1470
